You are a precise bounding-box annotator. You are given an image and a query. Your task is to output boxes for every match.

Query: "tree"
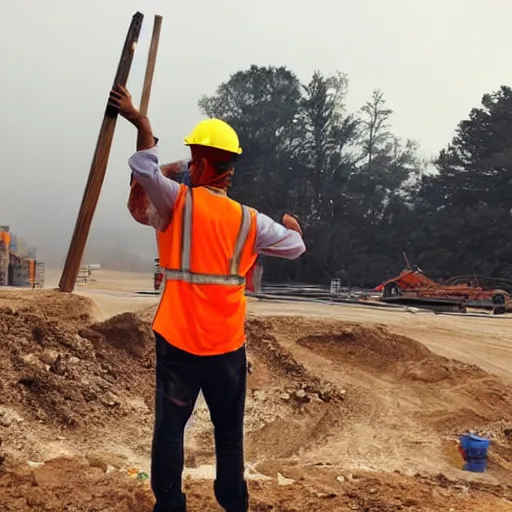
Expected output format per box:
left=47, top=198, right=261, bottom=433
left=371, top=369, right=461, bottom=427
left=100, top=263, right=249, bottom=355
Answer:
left=335, top=90, right=425, bottom=284
left=295, top=71, right=359, bottom=280
left=360, top=89, right=393, bottom=170
left=415, top=85, right=512, bottom=277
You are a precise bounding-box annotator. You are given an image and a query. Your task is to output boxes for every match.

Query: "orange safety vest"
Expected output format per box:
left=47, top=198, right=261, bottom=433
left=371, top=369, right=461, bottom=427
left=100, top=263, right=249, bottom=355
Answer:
left=153, top=185, right=258, bottom=356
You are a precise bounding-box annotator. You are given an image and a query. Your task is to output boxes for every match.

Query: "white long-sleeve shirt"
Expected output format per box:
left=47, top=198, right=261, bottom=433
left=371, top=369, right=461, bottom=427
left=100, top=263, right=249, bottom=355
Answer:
left=128, top=147, right=306, bottom=260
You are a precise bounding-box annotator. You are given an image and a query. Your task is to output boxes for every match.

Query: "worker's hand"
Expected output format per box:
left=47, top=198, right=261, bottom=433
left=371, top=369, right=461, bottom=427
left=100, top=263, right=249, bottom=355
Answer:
left=282, top=213, right=303, bottom=237
left=108, top=85, right=139, bottom=123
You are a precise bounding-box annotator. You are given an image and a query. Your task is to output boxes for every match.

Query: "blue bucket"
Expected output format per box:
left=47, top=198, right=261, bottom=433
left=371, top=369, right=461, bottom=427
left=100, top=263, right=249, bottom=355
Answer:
left=459, top=434, right=490, bottom=472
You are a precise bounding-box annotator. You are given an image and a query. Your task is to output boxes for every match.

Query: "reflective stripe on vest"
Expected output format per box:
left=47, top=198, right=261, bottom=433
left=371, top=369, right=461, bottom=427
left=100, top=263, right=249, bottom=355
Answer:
left=164, top=188, right=252, bottom=286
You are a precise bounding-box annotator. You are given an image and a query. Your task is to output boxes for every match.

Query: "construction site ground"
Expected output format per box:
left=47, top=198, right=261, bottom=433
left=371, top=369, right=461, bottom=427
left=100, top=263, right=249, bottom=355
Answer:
left=1, top=269, right=512, bottom=511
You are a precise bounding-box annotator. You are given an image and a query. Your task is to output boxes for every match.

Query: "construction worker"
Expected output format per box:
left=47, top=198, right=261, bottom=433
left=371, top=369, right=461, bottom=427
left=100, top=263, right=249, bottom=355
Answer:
left=128, top=160, right=260, bottom=293
left=109, top=84, right=305, bottom=512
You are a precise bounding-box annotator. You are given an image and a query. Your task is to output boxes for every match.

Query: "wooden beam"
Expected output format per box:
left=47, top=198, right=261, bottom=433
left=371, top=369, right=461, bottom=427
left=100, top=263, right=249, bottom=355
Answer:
left=58, top=12, right=144, bottom=292
left=139, top=15, right=164, bottom=261
left=139, top=15, right=163, bottom=116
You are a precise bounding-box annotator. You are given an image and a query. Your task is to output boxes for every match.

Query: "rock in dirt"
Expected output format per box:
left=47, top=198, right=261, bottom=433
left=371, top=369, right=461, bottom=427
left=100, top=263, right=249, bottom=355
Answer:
left=312, top=490, right=337, bottom=499
left=21, top=353, right=39, bottom=367
left=294, top=389, right=310, bottom=403
left=102, top=392, right=121, bottom=408
left=40, top=349, right=59, bottom=366
left=0, top=408, right=23, bottom=427
left=277, top=472, right=295, bottom=486
left=253, top=390, right=267, bottom=401
left=27, top=461, right=45, bottom=469
left=86, top=452, right=127, bottom=472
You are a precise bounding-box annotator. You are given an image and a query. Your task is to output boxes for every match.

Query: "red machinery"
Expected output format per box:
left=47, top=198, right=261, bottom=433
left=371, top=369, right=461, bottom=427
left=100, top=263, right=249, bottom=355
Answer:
left=375, top=252, right=511, bottom=312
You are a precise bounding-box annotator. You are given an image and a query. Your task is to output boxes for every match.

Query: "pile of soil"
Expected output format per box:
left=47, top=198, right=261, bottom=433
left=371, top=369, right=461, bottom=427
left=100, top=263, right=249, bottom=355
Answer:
left=289, top=320, right=512, bottom=432
left=0, top=296, right=343, bottom=468
left=246, top=317, right=343, bottom=401
left=0, top=290, right=95, bottom=325
left=0, top=292, right=155, bottom=429
left=243, top=317, right=346, bottom=459
left=297, top=323, right=483, bottom=384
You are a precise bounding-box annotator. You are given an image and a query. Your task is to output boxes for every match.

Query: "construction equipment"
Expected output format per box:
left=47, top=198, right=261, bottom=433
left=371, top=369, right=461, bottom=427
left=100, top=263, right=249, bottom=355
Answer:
left=375, top=252, right=512, bottom=314
left=0, top=226, right=45, bottom=288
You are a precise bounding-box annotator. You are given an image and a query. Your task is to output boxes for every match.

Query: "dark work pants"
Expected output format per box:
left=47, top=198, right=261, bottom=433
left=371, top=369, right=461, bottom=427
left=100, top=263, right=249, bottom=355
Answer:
left=151, top=332, right=248, bottom=512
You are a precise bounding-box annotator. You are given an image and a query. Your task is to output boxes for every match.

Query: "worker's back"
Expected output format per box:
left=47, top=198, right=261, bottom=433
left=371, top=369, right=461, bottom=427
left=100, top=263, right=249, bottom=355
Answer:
left=154, top=185, right=258, bottom=356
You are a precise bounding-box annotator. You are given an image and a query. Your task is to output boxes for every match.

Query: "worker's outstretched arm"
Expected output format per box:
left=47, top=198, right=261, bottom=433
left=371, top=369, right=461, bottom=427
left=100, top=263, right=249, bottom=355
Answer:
left=109, top=85, right=180, bottom=231
left=254, top=212, right=306, bottom=259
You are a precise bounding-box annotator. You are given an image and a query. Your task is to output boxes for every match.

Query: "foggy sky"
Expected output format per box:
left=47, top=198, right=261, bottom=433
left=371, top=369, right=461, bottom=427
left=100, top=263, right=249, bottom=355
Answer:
left=1, top=0, right=510, bottom=268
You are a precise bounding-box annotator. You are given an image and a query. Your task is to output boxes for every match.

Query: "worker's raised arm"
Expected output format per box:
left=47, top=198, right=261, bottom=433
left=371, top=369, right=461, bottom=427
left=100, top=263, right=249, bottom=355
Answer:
left=128, top=147, right=181, bottom=231
left=254, top=212, right=306, bottom=259
left=108, top=85, right=181, bottom=231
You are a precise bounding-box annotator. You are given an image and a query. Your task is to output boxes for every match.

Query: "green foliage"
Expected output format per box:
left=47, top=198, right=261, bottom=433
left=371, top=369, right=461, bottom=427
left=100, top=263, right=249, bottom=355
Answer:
left=199, top=67, right=512, bottom=285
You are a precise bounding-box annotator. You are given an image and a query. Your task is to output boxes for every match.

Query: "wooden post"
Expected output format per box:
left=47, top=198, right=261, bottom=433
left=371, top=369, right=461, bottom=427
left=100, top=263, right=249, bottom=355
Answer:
left=59, top=12, right=144, bottom=292
left=139, top=15, right=164, bottom=263
left=139, top=15, right=163, bottom=116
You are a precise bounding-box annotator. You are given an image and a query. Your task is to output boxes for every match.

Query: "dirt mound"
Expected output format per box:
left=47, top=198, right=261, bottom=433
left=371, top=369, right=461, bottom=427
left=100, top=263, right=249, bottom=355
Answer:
left=0, top=292, right=154, bottom=429
left=287, top=320, right=512, bottom=432
left=249, top=316, right=512, bottom=476
left=243, top=318, right=345, bottom=459
left=246, top=317, right=342, bottom=402
left=0, top=289, right=96, bottom=325
left=296, top=323, right=484, bottom=384
left=0, top=297, right=344, bottom=468
left=84, top=311, right=154, bottom=360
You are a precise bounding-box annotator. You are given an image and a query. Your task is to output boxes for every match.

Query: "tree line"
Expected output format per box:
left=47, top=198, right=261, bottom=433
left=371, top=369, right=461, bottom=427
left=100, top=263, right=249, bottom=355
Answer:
left=199, top=65, right=512, bottom=287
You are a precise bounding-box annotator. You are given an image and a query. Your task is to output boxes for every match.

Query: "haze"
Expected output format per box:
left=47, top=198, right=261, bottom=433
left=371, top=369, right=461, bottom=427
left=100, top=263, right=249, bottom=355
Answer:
left=1, top=0, right=510, bottom=270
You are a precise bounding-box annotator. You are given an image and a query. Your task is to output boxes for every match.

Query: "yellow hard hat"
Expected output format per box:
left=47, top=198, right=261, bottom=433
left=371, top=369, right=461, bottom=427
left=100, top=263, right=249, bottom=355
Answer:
left=184, top=118, right=242, bottom=155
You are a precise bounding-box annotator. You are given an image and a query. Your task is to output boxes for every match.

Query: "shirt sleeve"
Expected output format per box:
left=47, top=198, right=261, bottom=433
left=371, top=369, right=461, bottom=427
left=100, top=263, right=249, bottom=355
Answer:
left=128, top=146, right=181, bottom=231
left=254, top=212, right=306, bottom=259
